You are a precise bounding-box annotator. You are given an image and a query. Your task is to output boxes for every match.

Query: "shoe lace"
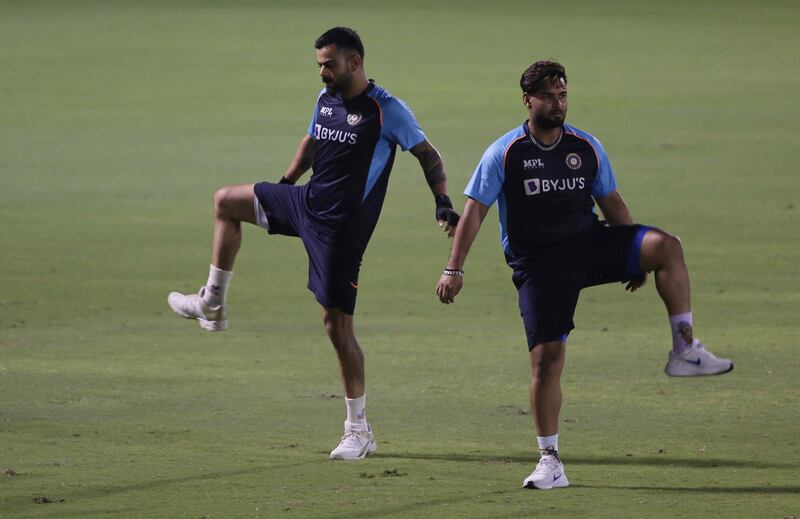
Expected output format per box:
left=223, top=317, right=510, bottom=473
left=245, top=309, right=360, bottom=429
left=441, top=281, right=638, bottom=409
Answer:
left=694, top=342, right=721, bottom=360
left=535, top=455, right=561, bottom=473
left=339, top=429, right=367, bottom=445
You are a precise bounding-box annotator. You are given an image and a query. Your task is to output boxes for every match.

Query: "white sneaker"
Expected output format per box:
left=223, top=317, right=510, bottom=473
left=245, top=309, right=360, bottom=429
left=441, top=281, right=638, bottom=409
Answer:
left=522, top=453, right=569, bottom=490
left=665, top=339, right=733, bottom=377
left=167, top=287, right=228, bottom=331
left=329, top=422, right=376, bottom=461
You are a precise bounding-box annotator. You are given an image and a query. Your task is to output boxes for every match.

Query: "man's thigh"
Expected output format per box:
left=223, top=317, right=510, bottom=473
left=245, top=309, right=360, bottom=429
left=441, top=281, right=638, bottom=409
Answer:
left=581, top=224, right=650, bottom=288
left=514, top=268, right=580, bottom=351
left=304, top=231, right=362, bottom=316
left=253, top=182, right=306, bottom=237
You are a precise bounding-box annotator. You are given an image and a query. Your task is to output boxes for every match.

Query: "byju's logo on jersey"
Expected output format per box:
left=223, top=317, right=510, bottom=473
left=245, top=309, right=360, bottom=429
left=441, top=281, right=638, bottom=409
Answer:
left=523, top=178, right=541, bottom=195
left=523, top=159, right=545, bottom=169
left=319, top=106, right=333, bottom=117
left=524, top=177, right=586, bottom=196
left=346, top=112, right=362, bottom=126
left=314, top=124, right=358, bottom=145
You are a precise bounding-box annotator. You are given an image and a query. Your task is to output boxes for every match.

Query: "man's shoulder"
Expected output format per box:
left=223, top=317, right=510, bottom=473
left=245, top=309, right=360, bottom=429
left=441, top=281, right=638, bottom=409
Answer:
left=367, top=84, right=407, bottom=111
left=484, top=125, right=527, bottom=158
left=563, top=123, right=604, bottom=150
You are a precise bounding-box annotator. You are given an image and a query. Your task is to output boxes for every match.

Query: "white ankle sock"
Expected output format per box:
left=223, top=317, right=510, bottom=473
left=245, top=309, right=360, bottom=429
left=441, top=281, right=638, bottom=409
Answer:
left=537, top=434, right=559, bottom=455
left=345, top=395, right=366, bottom=427
left=203, top=264, right=233, bottom=307
left=669, top=312, right=693, bottom=353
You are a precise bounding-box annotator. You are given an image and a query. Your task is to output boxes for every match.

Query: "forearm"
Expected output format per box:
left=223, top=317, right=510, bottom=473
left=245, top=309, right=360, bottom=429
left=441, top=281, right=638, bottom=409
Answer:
left=422, top=154, right=446, bottom=196
left=596, top=190, right=634, bottom=225
left=446, top=199, right=487, bottom=269
left=607, top=208, right=633, bottom=226
left=410, top=140, right=447, bottom=195
left=283, top=135, right=315, bottom=183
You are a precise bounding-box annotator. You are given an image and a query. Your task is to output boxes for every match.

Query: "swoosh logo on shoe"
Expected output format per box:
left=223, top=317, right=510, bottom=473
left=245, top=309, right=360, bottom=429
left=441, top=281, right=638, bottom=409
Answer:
left=553, top=472, right=562, bottom=481
left=685, top=358, right=701, bottom=366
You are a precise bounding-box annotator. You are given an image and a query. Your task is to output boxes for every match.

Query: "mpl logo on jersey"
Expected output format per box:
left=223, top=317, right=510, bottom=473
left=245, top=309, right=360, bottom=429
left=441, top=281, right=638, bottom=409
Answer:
left=523, top=158, right=544, bottom=169
left=319, top=106, right=333, bottom=117
left=524, top=177, right=586, bottom=196
left=314, top=124, right=358, bottom=144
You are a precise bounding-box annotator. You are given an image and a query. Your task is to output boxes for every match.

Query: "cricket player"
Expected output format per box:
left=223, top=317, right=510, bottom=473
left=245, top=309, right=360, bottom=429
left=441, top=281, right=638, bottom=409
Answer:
left=168, top=27, right=460, bottom=460
left=436, top=60, right=732, bottom=488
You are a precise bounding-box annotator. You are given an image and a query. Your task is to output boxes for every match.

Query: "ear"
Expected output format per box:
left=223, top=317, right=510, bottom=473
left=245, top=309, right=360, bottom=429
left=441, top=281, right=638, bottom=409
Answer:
left=522, top=92, right=532, bottom=108
left=348, top=53, right=362, bottom=72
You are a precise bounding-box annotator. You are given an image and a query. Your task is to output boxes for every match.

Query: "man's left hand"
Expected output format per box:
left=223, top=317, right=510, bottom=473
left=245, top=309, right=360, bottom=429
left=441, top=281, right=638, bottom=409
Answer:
left=624, top=273, right=648, bottom=292
left=435, top=194, right=460, bottom=238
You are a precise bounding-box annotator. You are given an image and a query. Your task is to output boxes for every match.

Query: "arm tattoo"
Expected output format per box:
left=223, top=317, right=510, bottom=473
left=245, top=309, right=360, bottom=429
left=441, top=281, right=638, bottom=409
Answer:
left=411, top=141, right=446, bottom=187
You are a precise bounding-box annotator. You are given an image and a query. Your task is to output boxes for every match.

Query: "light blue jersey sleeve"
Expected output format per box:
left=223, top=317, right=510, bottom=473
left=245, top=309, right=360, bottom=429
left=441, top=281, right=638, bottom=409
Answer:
left=588, top=135, right=617, bottom=198
left=465, top=129, right=523, bottom=207
left=381, top=97, right=426, bottom=151
left=307, top=88, right=325, bottom=137
left=465, top=143, right=505, bottom=207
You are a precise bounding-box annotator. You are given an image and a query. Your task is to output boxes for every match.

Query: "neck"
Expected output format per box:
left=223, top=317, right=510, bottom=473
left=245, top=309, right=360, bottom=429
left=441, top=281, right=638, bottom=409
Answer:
left=341, top=73, right=369, bottom=100
left=528, top=120, right=562, bottom=146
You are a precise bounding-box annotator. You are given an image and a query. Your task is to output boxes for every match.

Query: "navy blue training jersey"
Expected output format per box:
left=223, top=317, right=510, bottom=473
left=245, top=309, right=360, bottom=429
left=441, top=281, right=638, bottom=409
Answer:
left=305, top=81, right=426, bottom=238
left=465, top=122, right=617, bottom=267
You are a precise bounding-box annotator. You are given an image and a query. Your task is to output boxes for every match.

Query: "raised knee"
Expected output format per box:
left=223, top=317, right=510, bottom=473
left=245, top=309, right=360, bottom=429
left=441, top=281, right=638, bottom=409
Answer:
left=662, top=233, right=684, bottom=260
left=213, top=187, right=227, bottom=215
left=650, top=231, right=683, bottom=260
left=213, top=186, right=236, bottom=217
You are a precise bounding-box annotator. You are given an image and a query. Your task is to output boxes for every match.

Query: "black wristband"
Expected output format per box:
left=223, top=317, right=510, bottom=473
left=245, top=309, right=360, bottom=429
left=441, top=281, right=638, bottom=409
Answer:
left=434, top=193, right=453, bottom=210
left=435, top=194, right=460, bottom=227
left=278, top=177, right=295, bottom=185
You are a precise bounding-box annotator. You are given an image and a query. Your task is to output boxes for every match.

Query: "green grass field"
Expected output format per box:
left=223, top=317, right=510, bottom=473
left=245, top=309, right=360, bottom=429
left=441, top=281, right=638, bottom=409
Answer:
left=2, top=1, right=799, bottom=517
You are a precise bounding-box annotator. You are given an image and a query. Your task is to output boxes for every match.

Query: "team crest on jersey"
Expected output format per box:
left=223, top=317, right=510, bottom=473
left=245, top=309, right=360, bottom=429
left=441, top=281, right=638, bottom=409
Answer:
left=565, top=153, right=582, bottom=170
left=346, top=112, right=363, bottom=126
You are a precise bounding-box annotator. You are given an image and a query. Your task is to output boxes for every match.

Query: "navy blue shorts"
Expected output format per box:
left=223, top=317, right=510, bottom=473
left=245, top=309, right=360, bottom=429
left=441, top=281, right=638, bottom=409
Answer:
left=253, top=182, right=363, bottom=315
left=513, top=224, right=651, bottom=350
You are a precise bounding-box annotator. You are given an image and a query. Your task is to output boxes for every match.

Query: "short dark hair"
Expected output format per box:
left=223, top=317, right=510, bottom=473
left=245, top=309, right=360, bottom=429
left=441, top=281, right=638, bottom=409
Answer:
left=315, top=27, right=364, bottom=59
left=520, top=60, right=567, bottom=94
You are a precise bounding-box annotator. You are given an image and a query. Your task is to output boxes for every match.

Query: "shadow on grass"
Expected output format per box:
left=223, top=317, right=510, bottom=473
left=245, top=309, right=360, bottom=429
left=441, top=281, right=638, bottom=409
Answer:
left=375, top=451, right=794, bottom=469
left=570, top=483, right=800, bottom=494
left=318, top=481, right=800, bottom=519
left=0, top=459, right=317, bottom=514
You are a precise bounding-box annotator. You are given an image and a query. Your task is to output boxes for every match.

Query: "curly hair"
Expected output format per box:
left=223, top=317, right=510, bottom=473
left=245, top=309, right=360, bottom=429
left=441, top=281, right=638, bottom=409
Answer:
left=520, top=60, right=567, bottom=94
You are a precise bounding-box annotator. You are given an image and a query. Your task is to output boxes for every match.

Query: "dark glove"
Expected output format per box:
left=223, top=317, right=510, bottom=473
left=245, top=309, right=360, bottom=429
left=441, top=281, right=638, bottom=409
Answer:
left=435, top=194, right=460, bottom=228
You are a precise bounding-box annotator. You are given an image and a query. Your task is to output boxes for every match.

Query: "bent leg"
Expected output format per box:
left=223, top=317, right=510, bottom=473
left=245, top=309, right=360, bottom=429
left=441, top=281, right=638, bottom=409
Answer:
left=321, top=306, right=365, bottom=398
left=529, top=340, right=566, bottom=437
left=212, top=183, right=258, bottom=271
left=639, top=229, right=690, bottom=315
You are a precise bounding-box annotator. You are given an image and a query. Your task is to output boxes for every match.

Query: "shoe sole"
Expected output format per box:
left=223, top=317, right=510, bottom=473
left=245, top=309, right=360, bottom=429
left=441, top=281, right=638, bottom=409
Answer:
left=199, top=318, right=227, bottom=332
left=523, top=475, right=570, bottom=490
left=167, top=295, right=227, bottom=332
left=665, top=362, right=734, bottom=377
